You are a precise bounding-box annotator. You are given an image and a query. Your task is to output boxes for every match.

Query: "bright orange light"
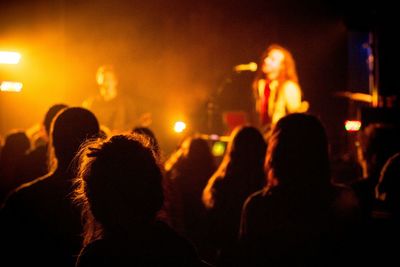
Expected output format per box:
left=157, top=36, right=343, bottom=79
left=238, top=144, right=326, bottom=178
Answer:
left=174, top=121, right=186, bottom=133
left=0, top=81, right=23, bottom=92
left=345, top=120, right=361, bottom=132
left=0, top=51, right=21, bottom=64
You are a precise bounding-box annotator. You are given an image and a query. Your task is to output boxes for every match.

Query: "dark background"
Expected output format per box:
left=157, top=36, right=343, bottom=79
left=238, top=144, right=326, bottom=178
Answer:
left=0, top=0, right=396, bottom=155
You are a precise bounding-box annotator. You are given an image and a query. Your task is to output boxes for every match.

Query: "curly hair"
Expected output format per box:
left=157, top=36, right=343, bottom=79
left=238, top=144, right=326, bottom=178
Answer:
left=74, top=133, right=164, bottom=245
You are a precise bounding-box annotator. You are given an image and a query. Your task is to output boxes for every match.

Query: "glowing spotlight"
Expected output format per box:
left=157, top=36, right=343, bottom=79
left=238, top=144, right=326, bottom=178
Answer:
left=0, top=51, right=21, bottom=64
left=0, top=81, right=23, bottom=92
left=345, top=120, right=361, bottom=132
left=174, top=121, right=186, bottom=133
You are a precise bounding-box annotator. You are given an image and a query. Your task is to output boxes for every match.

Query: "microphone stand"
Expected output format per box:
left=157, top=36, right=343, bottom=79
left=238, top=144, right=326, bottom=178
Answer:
left=206, top=73, right=232, bottom=135
left=206, top=64, right=256, bottom=135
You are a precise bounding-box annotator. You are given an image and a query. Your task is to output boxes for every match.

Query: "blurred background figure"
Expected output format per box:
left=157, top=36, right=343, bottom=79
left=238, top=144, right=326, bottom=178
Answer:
left=165, top=136, right=216, bottom=260
left=0, top=130, right=30, bottom=204
left=132, top=126, right=161, bottom=160
left=253, top=44, right=309, bottom=133
left=238, top=113, right=359, bottom=266
left=73, top=133, right=204, bottom=266
left=352, top=123, right=400, bottom=221
left=357, top=152, right=400, bottom=266
left=13, top=104, right=68, bottom=189
left=0, top=107, right=100, bottom=267
left=83, top=64, right=137, bottom=132
left=375, top=152, right=400, bottom=218
left=202, top=126, right=267, bottom=264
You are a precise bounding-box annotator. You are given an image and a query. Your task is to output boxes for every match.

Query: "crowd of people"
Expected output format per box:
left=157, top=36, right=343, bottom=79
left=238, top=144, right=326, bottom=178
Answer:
left=0, top=44, right=399, bottom=266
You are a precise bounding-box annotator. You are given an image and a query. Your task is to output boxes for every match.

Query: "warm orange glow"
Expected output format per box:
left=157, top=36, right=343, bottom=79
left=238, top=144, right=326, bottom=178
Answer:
left=0, top=51, right=21, bottom=64
left=345, top=120, right=361, bottom=132
left=174, top=121, right=186, bottom=133
left=0, top=81, right=23, bottom=92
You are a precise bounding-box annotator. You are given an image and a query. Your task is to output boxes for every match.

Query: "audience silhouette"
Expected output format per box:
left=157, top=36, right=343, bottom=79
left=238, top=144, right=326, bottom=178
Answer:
left=202, top=126, right=267, bottom=264
left=13, top=104, right=68, bottom=189
left=0, top=130, right=30, bottom=204
left=238, top=113, right=359, bottom=266
left=0, top=107, right=100, bottom=267
left=73, top=133, right=205, bottom=266
left=166, top=136, right=216, bottom=261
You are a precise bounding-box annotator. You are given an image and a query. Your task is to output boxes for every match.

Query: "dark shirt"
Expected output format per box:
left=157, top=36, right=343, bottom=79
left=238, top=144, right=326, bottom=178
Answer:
left=76, top=221, right=204, bottom=267
left=84, top=94, right=136, bottom=132
left=14, top=144, right=48, bottom=189
left=0, top=169, right=82, bottom=267
left=237, top=184, right=360, bottom=266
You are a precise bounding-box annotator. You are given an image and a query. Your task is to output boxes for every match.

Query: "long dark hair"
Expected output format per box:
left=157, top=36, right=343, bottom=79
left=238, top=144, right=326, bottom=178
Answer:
left=266, top=113, right=330, bottom=190
left=203, top=126, right=267, bottom=208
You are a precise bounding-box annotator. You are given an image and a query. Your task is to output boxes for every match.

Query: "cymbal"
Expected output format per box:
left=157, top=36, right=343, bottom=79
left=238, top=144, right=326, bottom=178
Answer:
left=334, top=91, right=372, bottom=103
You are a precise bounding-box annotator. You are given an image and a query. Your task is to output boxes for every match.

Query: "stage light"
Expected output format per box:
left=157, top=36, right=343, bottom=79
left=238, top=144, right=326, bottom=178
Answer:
left=212, top=141, right=226, bottom=157
left=174, top=121, right=186, bottom=133
left=209, top=134, right=219, bottom=141
left=0, top=51, right=21, bottom=64
left=0, top=81, right=23, bottom=92
left=345, top=120, right=361, bottom=132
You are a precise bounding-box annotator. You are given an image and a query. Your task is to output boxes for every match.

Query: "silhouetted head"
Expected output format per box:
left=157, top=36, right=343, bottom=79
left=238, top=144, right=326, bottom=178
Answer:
left=132, top=127, right=160, bottom=159
left=0, top=131, right=30, bottom=190
left=1, top=131, right=30, bottom=157
left=357, top=123, right=400, bottom=181
left=177, top=137, right=215, bottom=174
left=375, top=152, right=400, bottom=215
left=43, top=104, right=68, bottom=136
left=75, top=133, right=164, bottom=240
left=50, top=107, right=99, bottom=169
left=202, top=126, right=266, bottom=208
left=226, top=126, right=267, bottom=174
left=266, top=113, right=330, bottom=189
left=186, top=138, right=213, bottom=160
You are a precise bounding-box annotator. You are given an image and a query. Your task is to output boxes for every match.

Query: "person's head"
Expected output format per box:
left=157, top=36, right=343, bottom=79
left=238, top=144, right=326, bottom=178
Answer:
left=260, top=44, right=298, bottom=82
left=132, top=127, right=160, bottom=159
left=96, top=65, right=118, bottom=101
left=0, top=131, right=30, bottom=188
left=0, top=130, right=30, bottom=163
left=185, top=137, right=213, bottom=160
left=265, top=113, right=330, bottom=189
left=178, top=136, right=215, bottom=172
left=356, top=123, right=400, bottom=181
left=226, top=126, right=267, bottom=171
left=202, top=126, right=266, bottom=208
left=375, top=152, right=400, bottom=215
left=74, top=133, right=164, bottom=243
left=43, top=104, right=68, bottom=137
left=49, top=107, right=99, bottom=171
left=3, top=130, right=31, bottom=158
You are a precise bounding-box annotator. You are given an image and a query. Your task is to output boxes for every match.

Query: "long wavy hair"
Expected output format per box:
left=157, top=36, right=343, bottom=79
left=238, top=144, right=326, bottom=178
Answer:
left=265, top=113, right=330, bottom=191
left=202, top=126, right=267, bottom=208
left=253, top=44, right=299, bottom=95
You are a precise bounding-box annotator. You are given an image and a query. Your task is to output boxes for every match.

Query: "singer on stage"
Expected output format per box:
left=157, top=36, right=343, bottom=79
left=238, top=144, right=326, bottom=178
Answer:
left=253, top=44, right=308, bottom=131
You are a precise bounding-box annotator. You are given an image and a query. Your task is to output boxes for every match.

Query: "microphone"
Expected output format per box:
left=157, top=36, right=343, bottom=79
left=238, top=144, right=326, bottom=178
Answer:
left=233, top=62, right=257, bottom=72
